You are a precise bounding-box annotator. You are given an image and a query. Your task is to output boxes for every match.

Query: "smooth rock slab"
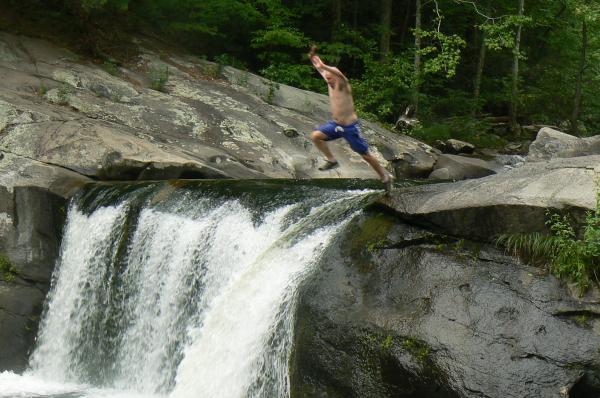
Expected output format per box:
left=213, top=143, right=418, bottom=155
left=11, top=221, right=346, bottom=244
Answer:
left=380, top=156, right=599, bottom=240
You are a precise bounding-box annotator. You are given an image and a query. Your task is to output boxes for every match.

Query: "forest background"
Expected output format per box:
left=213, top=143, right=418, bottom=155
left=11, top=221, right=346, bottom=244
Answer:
left=2, top=0, right=600, bottom=148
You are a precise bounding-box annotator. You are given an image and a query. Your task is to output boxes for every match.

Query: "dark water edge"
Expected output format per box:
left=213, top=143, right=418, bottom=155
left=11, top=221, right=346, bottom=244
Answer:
left=74, top=178, right=424, bottom=216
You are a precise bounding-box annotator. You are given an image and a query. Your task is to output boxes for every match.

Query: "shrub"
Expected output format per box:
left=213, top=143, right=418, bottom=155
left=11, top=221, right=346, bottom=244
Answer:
left=0, top=254, right=17, bottom=283
left=408, top=116, right=505, bottom=149
left=497, top=194, right=600, bottom=294
left=149, top=66, right=169, bottom=92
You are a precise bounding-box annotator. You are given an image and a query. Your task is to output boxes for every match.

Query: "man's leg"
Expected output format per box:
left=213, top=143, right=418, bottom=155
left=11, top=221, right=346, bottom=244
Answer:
left=311, top=130, right=336, bottom=162
left=361, top=152, right=389, bottom=181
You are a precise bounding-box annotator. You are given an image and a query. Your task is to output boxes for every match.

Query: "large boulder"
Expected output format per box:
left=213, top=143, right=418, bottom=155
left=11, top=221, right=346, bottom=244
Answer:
left=528, top=128, right=600, bottom=161
left=428, top=154, right=497, bottom=181
left=0, top=32, right=434, bottom=181
left=434, top=138, right=475, bottom=155
left=291, top=212, right=600, bottom=398
left=379, top=155, right=599, bottom=240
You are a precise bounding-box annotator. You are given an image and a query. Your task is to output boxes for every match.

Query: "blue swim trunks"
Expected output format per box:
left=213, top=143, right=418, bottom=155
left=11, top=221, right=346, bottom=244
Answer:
left=317, top=120, right=369, bottom=155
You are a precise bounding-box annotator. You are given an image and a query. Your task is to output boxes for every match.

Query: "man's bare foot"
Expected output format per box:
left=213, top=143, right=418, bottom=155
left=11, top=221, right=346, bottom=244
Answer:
left=382, top=173, right=394, bottom=193
left=318, top=160, right=339, bottom=171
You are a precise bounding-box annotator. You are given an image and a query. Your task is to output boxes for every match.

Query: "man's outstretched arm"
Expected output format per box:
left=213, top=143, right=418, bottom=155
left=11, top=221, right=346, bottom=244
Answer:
left=308, top=47, right=348, bottom=82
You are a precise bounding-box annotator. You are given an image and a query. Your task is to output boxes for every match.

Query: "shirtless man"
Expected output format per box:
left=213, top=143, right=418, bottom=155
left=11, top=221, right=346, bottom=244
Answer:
left=308, top=46, right=393, bottom=191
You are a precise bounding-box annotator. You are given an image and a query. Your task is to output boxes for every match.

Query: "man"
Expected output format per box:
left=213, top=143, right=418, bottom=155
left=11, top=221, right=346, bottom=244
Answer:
left=308, top=46, right=393, bottom=191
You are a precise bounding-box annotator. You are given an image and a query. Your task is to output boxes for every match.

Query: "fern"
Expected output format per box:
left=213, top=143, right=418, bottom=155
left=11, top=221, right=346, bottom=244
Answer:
left=497, top=194, right=600, bottom=294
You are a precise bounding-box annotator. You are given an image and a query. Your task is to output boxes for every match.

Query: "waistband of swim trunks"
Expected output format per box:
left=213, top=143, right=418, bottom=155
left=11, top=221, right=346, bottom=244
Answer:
left=334, top=119, right=360, bottom=128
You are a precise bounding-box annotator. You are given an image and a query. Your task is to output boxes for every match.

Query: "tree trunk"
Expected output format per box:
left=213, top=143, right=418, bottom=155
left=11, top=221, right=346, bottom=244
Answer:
left=400, top=1, right=412, bottom=45
left=509, top=0, right=525, bottom=134
left=412, top=0, right=422, bottom=116
left=472, top=0, right=491, bottom=117
left=332, top=0, right=342, bottom=41
left=570, top=19, right=587, bottom=136
left=472, top=29, right=487, bottom=116
left=379, top=0, right=392, bottom=61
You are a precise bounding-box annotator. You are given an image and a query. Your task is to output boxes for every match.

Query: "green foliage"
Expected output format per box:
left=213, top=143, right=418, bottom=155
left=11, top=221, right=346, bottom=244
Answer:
left=497, top=195, right=600, bottom=294
left=102, top=60, right=120, bottom=76
left=5, top=0, right=600, bottom=137
left=408, top=116, right=506, bottom=149
left=480, top=15, right=533, bottom=52
left=214, top=53, right=247, bottom=71
left=0, top=254, right=17, bottom=283
left=417, top=30, right=466, bottom=78
left=262, top=79, right=280, bottom=104
left=149, top=66, right=169, bottom=92
left=402, top=337, right=431, bottom=364
left=261, top=63, right=322, bottom=93
left=38, top=82, right=48, bottom=97
left=381, top=335, right=394, bottom=351
left=81, top=0, right=129, bottom=12
left=353, top=55, right=413, bottom=123
left=56, top=84, right=72, bottom=105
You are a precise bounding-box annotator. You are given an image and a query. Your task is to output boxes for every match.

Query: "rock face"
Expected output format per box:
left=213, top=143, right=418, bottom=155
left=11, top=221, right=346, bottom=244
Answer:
left=0, top=152, right=90, bottom=371
left=380, top=156, right=599, bottom=240
left=291, top=212, right=600, bottom=398
left=0, top=31, right=433, bottom=371
left=528, top=127, right=600, bottom=161
left=0, top=32, right=433, bottom=182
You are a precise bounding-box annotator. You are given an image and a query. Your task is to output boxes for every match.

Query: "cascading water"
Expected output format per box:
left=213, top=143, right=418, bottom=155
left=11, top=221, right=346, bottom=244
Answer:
left=0, top=180, right=380, bottom=398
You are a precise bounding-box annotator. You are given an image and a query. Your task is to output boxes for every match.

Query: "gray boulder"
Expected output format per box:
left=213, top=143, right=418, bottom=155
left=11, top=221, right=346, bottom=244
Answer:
left=434, top=138, right=475, bottom=154
left=428, top=154, right=497, bottom=181
left=0, top=32, right=434, bottom=182
left=380, top=155, right=599, bottom=240
left=291, top=214, right=600, bottom=398
left=391, top=149, right=439, bottom=178
left=528, top=127, right=600, bottom=161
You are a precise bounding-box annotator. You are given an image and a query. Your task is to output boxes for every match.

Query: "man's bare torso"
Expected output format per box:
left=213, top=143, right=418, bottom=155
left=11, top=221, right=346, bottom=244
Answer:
left=328, top=79, right=357, bottom=126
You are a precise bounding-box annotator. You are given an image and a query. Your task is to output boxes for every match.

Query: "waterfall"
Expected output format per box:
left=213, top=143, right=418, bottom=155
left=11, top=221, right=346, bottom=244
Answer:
left=1, top=180, right=377, bottom=398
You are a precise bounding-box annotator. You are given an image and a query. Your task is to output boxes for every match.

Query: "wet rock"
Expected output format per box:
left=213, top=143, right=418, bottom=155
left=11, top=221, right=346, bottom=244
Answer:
left=0, top=282, right=45, bottom=372
left=291, top=212, right=600, bottom=398
left=0, top=151, right=90, bottom=372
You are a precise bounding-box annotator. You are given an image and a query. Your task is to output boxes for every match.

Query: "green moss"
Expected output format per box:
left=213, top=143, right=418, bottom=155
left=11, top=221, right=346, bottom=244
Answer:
left=0, top=253, right=18, bottom=283
left=38, top=82, right=48, bottom=96
left=149, top=66, right=169, bottom=92
left=344, top=212, right=396, bottom=272
left=56, top=84, right=71, bottom=105
left=402, top=337, right=432, bottom=365
left=381, top=335, right=394, bottom=352
left=574, top=314, right=591, bottom=328
left=102, top=60, right=120, bottom=76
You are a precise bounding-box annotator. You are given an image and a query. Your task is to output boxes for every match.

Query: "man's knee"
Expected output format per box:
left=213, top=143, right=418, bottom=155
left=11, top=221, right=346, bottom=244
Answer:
left=311, top=130, right=325, bottom=142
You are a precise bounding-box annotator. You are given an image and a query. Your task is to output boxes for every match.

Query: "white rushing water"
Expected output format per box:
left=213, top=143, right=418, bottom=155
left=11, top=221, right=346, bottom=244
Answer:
left=0, top=185, right=372, bottom=398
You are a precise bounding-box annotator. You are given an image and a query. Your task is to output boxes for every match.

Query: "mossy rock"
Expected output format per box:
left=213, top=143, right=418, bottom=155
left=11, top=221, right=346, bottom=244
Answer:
left=0, top=253, right=18, bottom=282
